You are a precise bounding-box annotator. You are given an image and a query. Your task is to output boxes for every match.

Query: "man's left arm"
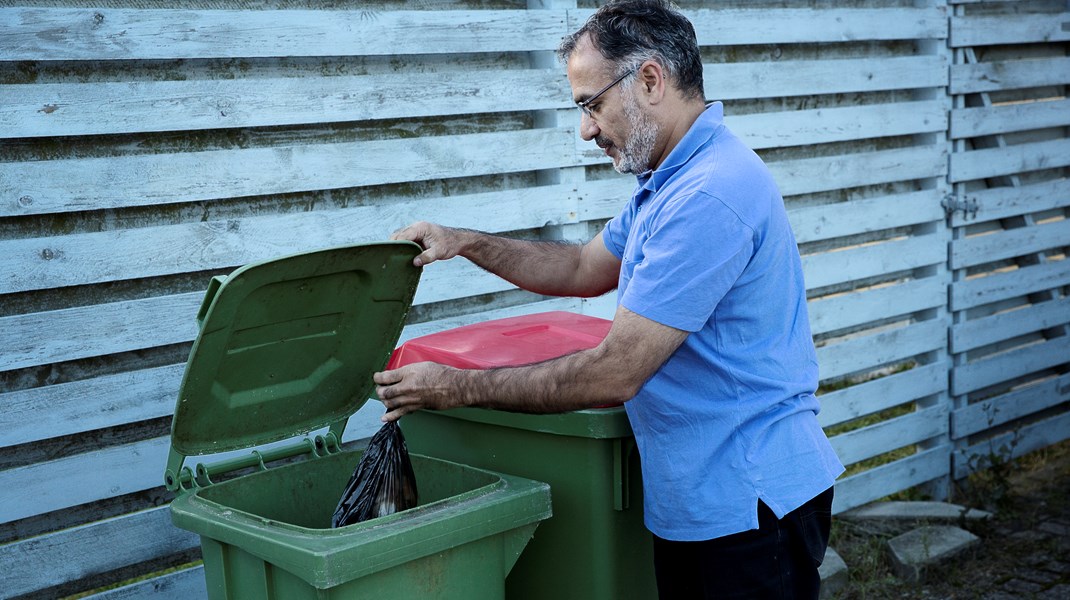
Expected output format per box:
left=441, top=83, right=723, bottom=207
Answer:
left=374, top=305, right=688, bottom=422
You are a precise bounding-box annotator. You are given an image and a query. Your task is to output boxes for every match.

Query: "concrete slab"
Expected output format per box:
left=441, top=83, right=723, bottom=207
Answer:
left=819, top=546, right=848, bottom=600
left=886, top=525, right=980, bottom=583
left=840, top=501, right=992, bottom=534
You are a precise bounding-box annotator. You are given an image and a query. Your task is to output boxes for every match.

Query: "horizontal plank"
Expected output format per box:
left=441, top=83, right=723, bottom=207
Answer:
left=950, top=218, right=1070, bottom=270
left=808, top=278, right=945, bottom=337
left=951, top=98, right=1070, bottom=139
left=769, top=145, right=948, bottom=198
left=952, top=372, right=1070, bottom=439
left=708, top=55, right=948, bottom=101
left=789, top=190, right=944, bottom=245
left=949, top=137, right=1070, bottom=183
left=951, top=335, right=1070, bottom=396
left=0, top=182, right=598, bottom=295
left=951, top=297, right=1070, bottom=354
left=86, top=566, right=207, bottom=600
left=0, top=505, right=199, bottom=598
left=0, top=364, right=184, bottom=449
left=952, top=177, right=1070, bottom=227
left=830, top=405, right=948, bottom=466
left=0, top=128, right=577, bottom=218
left=731, top=101, right=947, bottom=151
left=952, top=410, right=1070, bottom=479
left=832, top=446, right=950, bottom=514
left=802, top=234, right=946, bottom=291
left=816, top=319, right=947, bottom=382
left=689, top=7, right=947, bottom=45
left=950, top=56, right=1070, bottom=95
left=818, top=362, right=947, bottom=429
left=0, top=69, right=570, bottom=139
left=950, top=254, right=1070, bottom=311
left=950, top=13, right=1070, bottom=47
left=0, top=8, right=570, bottom=60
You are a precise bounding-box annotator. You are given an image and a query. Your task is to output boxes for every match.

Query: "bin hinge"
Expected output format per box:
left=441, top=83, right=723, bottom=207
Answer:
left=941, top=194, right=979, bottom=221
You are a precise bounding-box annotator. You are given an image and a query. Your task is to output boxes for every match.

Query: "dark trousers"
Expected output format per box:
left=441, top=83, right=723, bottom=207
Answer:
left=652, top=487, right=834, bottom=600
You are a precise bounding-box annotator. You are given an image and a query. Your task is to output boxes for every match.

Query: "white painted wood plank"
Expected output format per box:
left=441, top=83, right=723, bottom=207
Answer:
left=802, top=234, right=946, bottom=291
left=832, top=446, right=950, bottom=514
left=0, top=8, right=570, bottom=60
left=950, top=218, right=1070, bottom=270
left=85, top=566, right=207, bottom=600
left=818, top=362, right=947, bottom=429
left=951, top=259, right=1070, bottom=311
left=951, top=297, right=1070, bottom=354
left=1, top=182, right=583, bottom=294
left=0, top=294, right=201, bottom=372
left=950, top=57, right=1070, bottom=95
left=0, top=69, right=570, bottom=139
left=951, top=335, right=1070, bottom=396
left=788, top=190, right=944, bottom=245
left=707, top=56, right=948, bottom=101
left=0, top=365, right=184, bottom=449
left=808, top=278, right=945, bottom=336
left=953, top=410, right=1070, bottom=479
left=0, top=505, right=199, bottom=598
left=0, top=436, right=171, bottom=524
left=949, top=138, right=1070, bottom=183
left=768, top=146, right=948, bottom=198
left=951, top=98, right=1070, bottom=139
left=729, top=101, right=947, bottom=151
left=687, top=7, right=947, bottom=45
left=950, top=13, right=1070, bottom=47
left=816, top=320, right=947, bottom=382
left=0, top=128, right=576, bottom=217
left=952, top=178, right=1070, bottom=227
left=952, top=372, right=1070, bottom=439
left=829, top=405, right=948, bottom=466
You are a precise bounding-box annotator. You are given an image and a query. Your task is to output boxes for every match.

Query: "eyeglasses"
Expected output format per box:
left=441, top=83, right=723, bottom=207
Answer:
left=576, top=67, right=637, bottom=118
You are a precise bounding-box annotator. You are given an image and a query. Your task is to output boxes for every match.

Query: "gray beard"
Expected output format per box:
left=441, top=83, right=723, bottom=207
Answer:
left=615, top=89, right=659, bottom=175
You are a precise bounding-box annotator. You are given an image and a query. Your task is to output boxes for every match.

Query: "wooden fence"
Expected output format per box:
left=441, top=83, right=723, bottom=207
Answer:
left=0, top=0, right=1066, bottom=597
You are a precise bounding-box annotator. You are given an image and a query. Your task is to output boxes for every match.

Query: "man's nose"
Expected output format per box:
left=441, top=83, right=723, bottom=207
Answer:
left=579, top=112, right=600, bottom=141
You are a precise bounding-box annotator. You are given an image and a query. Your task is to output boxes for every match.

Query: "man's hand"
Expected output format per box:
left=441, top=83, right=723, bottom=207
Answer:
left=391, top=221, right=469, bottom=267
left=374, top=362, right=468, bottom=422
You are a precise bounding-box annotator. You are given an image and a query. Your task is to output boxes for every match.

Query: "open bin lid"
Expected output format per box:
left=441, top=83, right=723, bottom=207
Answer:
left=169, top=242, right=421, bottom=464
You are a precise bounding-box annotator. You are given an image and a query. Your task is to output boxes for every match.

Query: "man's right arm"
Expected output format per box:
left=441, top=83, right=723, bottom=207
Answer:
left=390, top=221, right=620, bottom=298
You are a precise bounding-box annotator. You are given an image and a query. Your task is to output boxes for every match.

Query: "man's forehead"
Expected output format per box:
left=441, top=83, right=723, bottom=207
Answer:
left=566, top=36, right=613, bottom=94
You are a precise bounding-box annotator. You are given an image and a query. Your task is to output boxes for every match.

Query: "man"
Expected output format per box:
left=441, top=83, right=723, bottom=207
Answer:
left=374, top=0, right=845, bottom=597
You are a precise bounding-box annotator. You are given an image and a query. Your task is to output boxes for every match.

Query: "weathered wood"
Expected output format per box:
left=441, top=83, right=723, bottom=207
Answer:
left=818, top=362, right=947, bottom=429
left=949, top=138, right=1070, bottom=183
left=830, top=405, right=948, bottom=466
left=953, top=411, right=1070, bottom=479
left=0, top=504, right=198, bottom=598
left=951, top=297, right=1070, bottom=354
left=789, top=191, right=944, bottom=245
left=0, top=128, right=577, bottom=218
left=951, top=98, right=1070, bottom=139
left=832, top=447, right=950, bottom=514
left=816, top=320, right=947, bottom=382
left=707, top=56, right=948, bottom=101
left=950, top=57, right=1070, bottom=95
left=950, top=13, right=1070, bottom=47
left=951, top=177, right=1070, bottom=227
left=688, top=7, right=948, bottom=45
left=951, top=335, right=1070, bottom=396
left=85, top=566, right=208, bottom=600
left=808, top=278, right=945, bottom=337
left=952, top=372, right=1070, bottom=439
left=950, top=218, right=1070, bottom=270
left=950, top=254, right=1070, bottom=311
left=0, top=69, right=570, bottom=139
left=802, top=235, right=946, bottom=291
left=769, top=146, right=947, bottom=198
left=0, top=8, right=571, bottom=60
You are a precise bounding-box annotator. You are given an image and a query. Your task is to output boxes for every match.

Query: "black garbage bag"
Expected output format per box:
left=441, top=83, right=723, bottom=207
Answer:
left=331, top=420, right=419, bottom=527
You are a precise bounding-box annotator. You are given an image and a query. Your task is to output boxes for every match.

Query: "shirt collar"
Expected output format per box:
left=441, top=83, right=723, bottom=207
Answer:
left=636, top=101, right=724, bottom=194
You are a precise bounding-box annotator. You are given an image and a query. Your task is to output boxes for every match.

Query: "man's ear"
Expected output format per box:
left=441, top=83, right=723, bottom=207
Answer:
left=638, top=61, right=666, bottom=104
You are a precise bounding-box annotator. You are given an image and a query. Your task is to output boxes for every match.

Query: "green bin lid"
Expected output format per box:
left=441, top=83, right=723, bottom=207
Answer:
left=169, top=242, right=421, bottom=457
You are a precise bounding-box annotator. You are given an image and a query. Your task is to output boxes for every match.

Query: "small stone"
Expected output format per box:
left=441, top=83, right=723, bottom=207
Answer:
left=886, top=525, right=980, bottom=583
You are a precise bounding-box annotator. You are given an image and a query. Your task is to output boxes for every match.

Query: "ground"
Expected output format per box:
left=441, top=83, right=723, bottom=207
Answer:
left=829, top=439, right=1070, bottom=599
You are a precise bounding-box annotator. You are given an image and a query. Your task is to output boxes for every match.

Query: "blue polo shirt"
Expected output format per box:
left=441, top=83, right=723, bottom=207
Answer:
left=602, top=102, right=844, bottom=541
